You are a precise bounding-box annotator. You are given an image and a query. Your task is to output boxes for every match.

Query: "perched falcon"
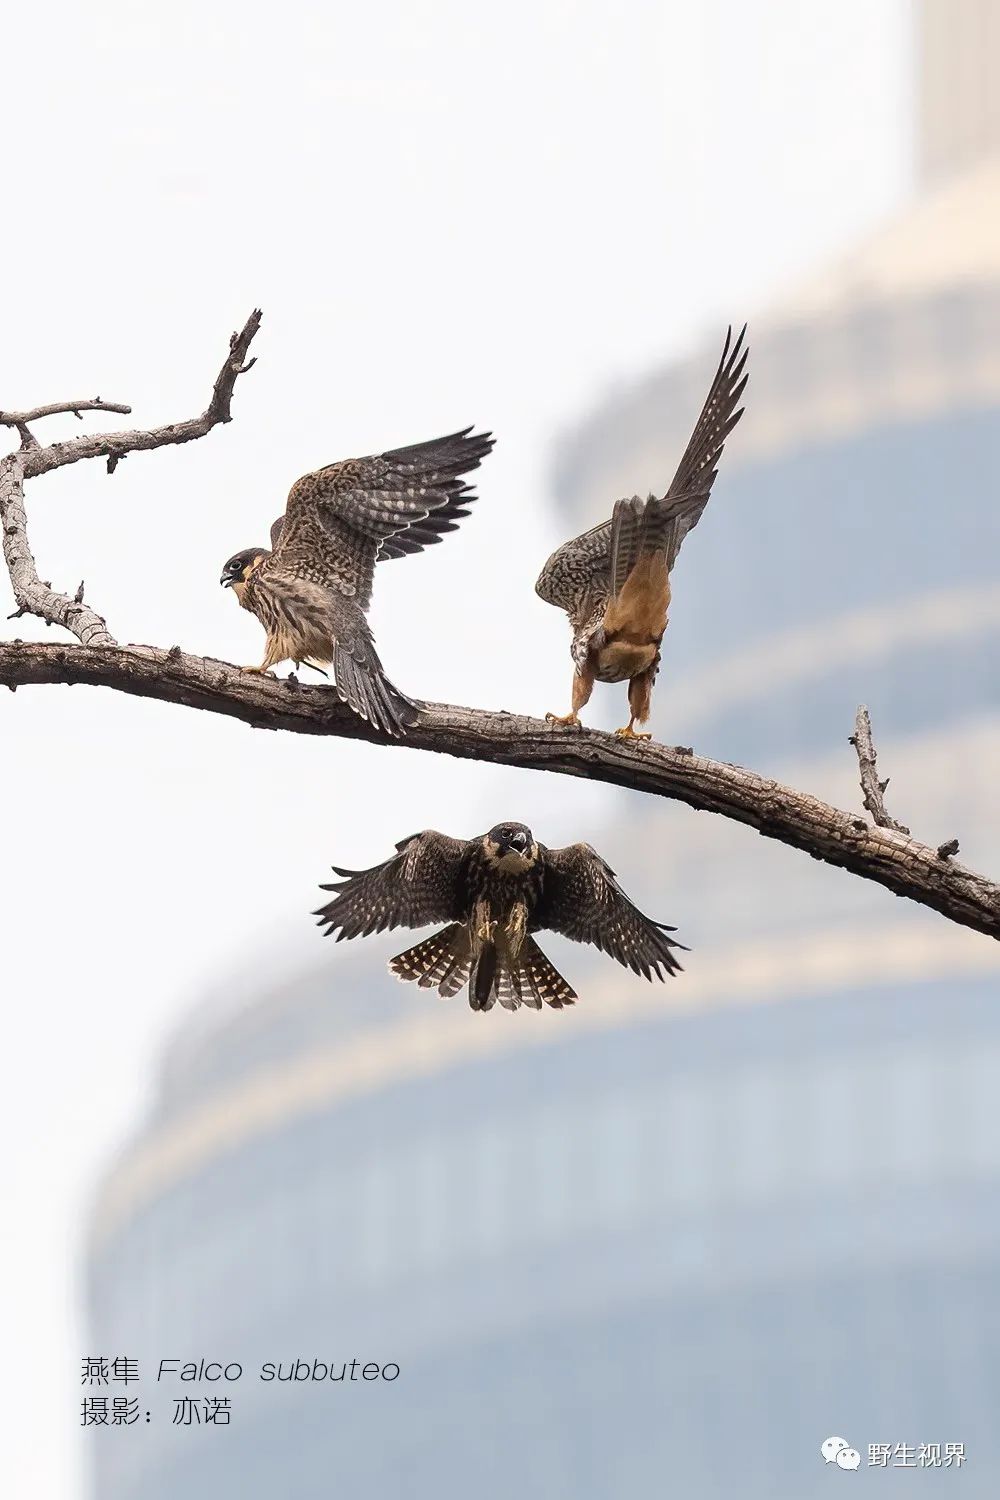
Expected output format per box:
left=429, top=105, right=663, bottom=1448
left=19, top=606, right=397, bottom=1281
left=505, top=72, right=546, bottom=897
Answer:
left=221, top=426, right=494, bottom=737
left=315, top=821, right=684, bottom=1012
left=535, top=326, right=748, bottom=738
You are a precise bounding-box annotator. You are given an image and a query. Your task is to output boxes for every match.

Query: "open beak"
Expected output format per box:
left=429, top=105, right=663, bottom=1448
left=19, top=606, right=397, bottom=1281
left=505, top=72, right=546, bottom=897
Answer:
left=220, top=574, right=234, bottom=587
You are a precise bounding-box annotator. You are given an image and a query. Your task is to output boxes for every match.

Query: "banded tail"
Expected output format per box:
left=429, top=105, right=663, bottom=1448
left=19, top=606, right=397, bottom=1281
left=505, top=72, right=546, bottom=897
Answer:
left=608, top=490, right=703, bottom=602
left=332, top=614, right=418, bottom=739
left=601, top=495, right=680, bottom=653
left=389, top=924, right=473, bottom=998
left=390, top=927, right=577, bottom=1011
left=607, top=322, right=748, bottom=604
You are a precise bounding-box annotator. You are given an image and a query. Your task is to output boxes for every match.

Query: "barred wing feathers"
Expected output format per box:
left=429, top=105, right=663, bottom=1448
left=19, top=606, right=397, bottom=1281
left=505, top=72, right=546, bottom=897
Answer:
left=537, top=843, right=685, bottom=980
left=315, top=831, right=467, bottom=940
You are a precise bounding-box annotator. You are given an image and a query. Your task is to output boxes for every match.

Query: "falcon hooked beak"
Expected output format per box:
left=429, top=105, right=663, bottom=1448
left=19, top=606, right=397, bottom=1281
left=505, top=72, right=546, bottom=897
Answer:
left=220, top=548, right=267, bottom=588
left=483, top=822, right=538, bottom=872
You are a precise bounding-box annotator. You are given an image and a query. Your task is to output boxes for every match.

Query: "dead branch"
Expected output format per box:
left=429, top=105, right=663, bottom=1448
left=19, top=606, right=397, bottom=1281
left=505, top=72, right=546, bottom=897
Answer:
left=20, top=309, right=261, bottom=483
left=0, top=398, right=132, bottom=430
left=0, top=453, right=116, bottom=644
left=1, top=639, right=998, bottom=942
left=2, top=308, right=997, bottom=947
left=0, top=310, right=261, bottom=648
left=850, top=705, right=910, bottom=834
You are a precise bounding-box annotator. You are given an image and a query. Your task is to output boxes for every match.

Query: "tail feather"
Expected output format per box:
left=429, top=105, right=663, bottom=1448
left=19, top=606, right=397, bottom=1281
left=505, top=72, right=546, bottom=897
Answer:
left=496, top=960, right=526, bottom=1011
left=473, top=937, right=577, bottom=1012
left=609, top=490, right=705, bottom=601
left=603, top=530, right=671, bottom=646
left=333, top=631, right=418, bottom=739
left=605, top=324, right=747, bottom=603
left=389, top=924, right=472, bottom=998
left=389, top=929, right=577, bottom=1013
left=470, top=946, right=499, bottom=1011
left=518, top=937, right=577, bottom=1009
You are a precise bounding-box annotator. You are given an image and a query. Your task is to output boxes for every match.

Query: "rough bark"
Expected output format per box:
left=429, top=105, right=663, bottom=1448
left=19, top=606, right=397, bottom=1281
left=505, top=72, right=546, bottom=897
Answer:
left=2, top=638, right=998, bottom=941
left=0, top=309, right=261, bottom=649
left=850, top=704, right=910, bottom=835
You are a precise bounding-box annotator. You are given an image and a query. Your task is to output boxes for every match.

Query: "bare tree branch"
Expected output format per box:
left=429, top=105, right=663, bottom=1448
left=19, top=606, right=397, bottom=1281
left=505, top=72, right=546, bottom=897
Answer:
left=0, top=310, right=261, bottom=647
left=850, top=704, right=910, bottom=835
left=3, top=308, right=996, bottom=949
left=0, top=398, right=132, bottom=428
left=0, top=455, right=116, bottom=644
left=1, top=639, right=998, bottom=942
left=20, top=308, right=261, bottom=481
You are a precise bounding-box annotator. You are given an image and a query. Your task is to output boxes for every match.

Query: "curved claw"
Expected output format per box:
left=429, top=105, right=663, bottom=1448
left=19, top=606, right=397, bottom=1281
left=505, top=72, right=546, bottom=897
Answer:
left=615, top=724, right=652, bottom=741
left=546, top=711, right=582, bottom=727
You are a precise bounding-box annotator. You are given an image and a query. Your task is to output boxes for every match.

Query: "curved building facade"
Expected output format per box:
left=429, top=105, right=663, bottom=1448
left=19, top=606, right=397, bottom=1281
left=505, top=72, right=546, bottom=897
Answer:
left=88, top=959, right=1000, bottom=1498
left=88, top=11, right=1000, bottom=1497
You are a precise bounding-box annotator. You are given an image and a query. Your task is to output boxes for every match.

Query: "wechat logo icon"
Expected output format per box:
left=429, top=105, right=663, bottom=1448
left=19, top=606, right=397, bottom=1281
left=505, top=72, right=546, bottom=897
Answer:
left=821, top=1436, right=860, bottom=1470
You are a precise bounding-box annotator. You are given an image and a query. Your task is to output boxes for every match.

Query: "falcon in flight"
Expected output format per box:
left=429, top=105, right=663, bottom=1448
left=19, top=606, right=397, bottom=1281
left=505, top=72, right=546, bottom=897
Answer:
left=535, top=326, right=748, bottom=738
left=315, top=821, right=684, bottom=1011
left=221, top=426, right=494, bottom=737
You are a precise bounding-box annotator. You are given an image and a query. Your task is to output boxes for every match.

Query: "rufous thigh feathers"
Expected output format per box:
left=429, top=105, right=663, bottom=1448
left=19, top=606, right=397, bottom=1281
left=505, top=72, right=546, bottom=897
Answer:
left=615, top=664, right=657, bottom=740
left=628, top=666, right=655, bottom=726
left=603, top=553, right=670, bottom=642
left=546, top=662, right=595, bottom=727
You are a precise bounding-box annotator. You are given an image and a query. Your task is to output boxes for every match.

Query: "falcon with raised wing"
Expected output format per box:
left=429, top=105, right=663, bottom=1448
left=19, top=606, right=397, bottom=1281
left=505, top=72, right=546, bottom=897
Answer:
left=315, top=821, right=684, bottom=1011
left=221, top=426, right=494, bottom=737
left=536, top=326, right=747, bottom=738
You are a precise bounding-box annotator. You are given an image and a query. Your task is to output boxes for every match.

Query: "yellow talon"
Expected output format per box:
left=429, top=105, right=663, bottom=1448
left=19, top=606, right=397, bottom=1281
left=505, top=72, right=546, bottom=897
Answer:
left=615, top=723, right=652, bottom=741
left=546, top=711, right=581, bottom=727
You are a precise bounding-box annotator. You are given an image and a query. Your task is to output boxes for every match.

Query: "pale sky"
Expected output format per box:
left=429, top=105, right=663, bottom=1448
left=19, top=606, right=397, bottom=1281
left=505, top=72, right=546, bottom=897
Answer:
left=1, top=1, right=908, bottom=1494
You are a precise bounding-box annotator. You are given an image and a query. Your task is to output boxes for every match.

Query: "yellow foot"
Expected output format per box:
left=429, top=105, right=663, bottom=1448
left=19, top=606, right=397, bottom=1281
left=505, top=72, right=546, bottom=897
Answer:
left=546, top=711, right=582, bottom=727
left=615, top=723, right=652, bottom=741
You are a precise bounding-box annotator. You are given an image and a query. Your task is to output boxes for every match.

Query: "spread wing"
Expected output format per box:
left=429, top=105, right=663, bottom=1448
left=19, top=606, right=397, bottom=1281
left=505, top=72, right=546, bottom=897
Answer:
left=534, top=521, right=613, bottom=615
left=535, top=843, right=685, bottom=979
left=270, top=427, right=493, bottom=607
left=667, top=324, right=748, bottom=499
left=314, top=831, right=468, bottom=940
left=656, top=320, right=748, bottom=534
left=535, top=326, right=747, bottom=616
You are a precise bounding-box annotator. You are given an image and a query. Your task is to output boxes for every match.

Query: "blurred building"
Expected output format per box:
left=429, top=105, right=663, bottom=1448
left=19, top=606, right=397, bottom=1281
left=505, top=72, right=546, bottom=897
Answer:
left=87, top=4, right=1000, bottom=1496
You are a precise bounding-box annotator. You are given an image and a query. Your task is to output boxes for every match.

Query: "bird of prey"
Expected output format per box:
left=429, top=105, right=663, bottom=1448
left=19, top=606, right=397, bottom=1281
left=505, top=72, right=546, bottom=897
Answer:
left=314, top=821, right=684, bottom=1011
left=221, top=426, right=494, bottom=737
left=535, top=326, right=748, bottom=738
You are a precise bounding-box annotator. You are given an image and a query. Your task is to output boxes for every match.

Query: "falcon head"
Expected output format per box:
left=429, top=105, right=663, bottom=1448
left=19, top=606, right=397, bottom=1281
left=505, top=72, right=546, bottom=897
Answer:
left=220, top=548, right=268, bottom=589
left=483, top=822, right=539, bottom=873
